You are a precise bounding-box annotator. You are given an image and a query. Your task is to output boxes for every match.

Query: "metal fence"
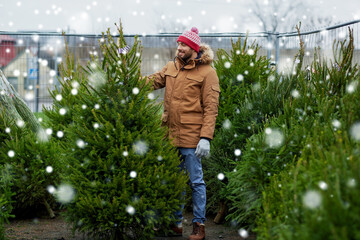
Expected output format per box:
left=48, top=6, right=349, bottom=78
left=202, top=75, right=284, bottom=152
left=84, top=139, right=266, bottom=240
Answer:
left=1, top=19, right=359, bottom=112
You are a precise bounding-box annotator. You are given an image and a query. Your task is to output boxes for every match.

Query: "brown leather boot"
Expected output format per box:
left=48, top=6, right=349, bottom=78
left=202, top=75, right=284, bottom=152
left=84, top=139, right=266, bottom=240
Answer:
left=169, top=223, right=183, bottom=236
left=188, top=222, right=205, bottom=240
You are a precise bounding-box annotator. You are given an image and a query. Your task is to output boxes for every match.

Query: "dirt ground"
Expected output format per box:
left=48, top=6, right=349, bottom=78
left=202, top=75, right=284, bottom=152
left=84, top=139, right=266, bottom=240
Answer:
left=4, top=211, right=256, bottom=240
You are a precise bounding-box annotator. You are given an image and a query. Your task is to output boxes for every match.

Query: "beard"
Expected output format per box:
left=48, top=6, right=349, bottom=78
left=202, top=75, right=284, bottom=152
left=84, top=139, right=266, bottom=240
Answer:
left=177, top=50, right=194, bottom=63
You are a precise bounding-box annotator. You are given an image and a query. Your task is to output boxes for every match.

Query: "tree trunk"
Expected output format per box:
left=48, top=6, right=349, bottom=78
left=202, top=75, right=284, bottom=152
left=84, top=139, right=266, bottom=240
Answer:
left=43, top=198, right=55, bottom=219
left=213, top=201, right=228, bottom=224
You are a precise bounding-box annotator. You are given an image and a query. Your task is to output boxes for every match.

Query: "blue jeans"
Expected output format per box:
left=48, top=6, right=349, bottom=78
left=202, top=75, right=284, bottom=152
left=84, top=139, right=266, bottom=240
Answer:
left=175, top=148, right=206, bottom=224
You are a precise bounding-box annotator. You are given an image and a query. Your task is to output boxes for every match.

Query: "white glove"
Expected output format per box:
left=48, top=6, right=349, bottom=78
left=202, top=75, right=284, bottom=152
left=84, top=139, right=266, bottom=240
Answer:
left=195, top=139, right=210, bottom=158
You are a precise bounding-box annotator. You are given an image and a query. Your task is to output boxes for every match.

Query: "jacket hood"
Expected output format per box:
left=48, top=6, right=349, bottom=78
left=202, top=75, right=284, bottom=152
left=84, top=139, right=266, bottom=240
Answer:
left=175, top=43, right=214, bottom=65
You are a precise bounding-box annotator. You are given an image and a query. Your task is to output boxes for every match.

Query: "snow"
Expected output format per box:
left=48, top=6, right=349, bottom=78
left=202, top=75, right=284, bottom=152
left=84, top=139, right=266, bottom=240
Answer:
left=129, top=171, right=137, bottom=178
left=291, top=89, right=300, bottom=98
left=56, top=131, right=64, bottom=138
left=217, top=173, right=225, bottom=181
left=347, top=178, right=356, bottom=188
left=318, top=181, right=328, bottom=190
left=16, top=120, right=25, bottom=128
left=237, top=74, right=244, bottom=81
left=222, top=119, right=232, bottom=129
left=133, top=140, right=148, bottom=155
left=350, top=122, right=360, bottom=141
left=55, top=94, right=62, bottom=101
left=59, top=108, right=66, bottom=115
left=71, top=89, right=78, bottom=95
left=224, top=62, right=231, bottom=69
left=46, top=166, right=53, bottom=173
left=247, top=49, right=255, bottom=56
left=76, top=139, right=85, bottom=148
left=238, top=228, right=249, bottom=238
left=8, top=150, right=15, bottom=158
left=303, top=190, right=322, bottom=209
left=265, top=128, right=284, bottom=148
left=234, top=149, right=241, bottom=156
left=56, top=184, right=75, bottom=204
left=132, top=87, right=140, bottom=95
left=332, top=119, right=341, bottom=128
left=126, top=205, right=136, bottom=215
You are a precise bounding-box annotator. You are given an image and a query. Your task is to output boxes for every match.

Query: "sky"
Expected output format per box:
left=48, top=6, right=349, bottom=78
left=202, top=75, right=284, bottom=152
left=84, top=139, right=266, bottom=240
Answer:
left=0, top=0, right=359, bottom=35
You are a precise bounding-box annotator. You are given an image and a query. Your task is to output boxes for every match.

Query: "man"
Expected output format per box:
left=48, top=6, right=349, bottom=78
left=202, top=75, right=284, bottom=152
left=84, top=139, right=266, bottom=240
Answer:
left=147, top=27, right=220, bottom=240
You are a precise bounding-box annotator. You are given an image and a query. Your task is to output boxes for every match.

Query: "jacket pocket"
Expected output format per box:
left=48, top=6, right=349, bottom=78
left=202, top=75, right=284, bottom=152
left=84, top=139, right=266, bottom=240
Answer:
left=186, top=74, right=204, bottom=82
left=180, top=115, right=203, bottom=124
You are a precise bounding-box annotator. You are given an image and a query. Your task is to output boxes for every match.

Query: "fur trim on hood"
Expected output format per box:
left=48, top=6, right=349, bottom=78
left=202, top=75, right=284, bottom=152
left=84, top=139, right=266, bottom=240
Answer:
left=198, top=43, right=214, bottom=65
left=175, top=43, right=214, bottom=66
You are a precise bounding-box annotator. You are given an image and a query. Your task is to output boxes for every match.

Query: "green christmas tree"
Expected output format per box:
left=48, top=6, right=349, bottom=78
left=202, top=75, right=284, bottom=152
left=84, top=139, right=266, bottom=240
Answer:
left=45, top=23, right=187, bottom=239
left=203, top=36, right=274, bottom=222
left=255, top=28, right=360, bottom=239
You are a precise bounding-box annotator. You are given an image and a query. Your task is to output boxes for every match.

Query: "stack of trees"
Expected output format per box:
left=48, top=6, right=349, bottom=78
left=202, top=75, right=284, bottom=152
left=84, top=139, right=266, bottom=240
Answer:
left=207, top=26, right=360, bottom=239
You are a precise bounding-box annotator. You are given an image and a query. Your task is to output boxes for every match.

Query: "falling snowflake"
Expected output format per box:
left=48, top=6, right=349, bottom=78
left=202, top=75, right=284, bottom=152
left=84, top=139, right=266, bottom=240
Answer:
left=57, top=131, right=64, bottom=138
left=5, top=128, right=10, bottom=133
left=347, top=178, right=356, bottom=188
left=89, top=71, right=106, bottom=89
left=347, top=82, right=358, bottom=94
left=76, top=139, right=85, bottom=148
left=350, top=122, right=360, bottom=141
left=133, top=140, right=148, bottom=155
left=217, top=173, right=225, bottom=181
left=55, top=94, right=62, bottom=101
left=332, top=119, right=341, bottom=128
left=46, top=128, right=53, bottom=135
left=47, top=185, right=56, bottom=194
left=126, top=205, right=136, bottom=215
left=247, top=49, right=254, bottom=55
left=223, top=119, right=231, bottom=129
left=55, top=184, right=75, bottom=204
left=59, top=108, right=66, bottom=115
left=130, top=171, right=137, bottom=178
left=237, top=74, right=244, bottom=81
left=234, top=149, right=241, bottom=156
left=16, top=120, right=25, bottom=128
left=71, top=89, right=78, bottom=95
left=224, top=62, right=231, bottom=68
left=303, top=190, right=322, bottom=209
left=132, top=87, right=140, bottom=95
left=8, top=150, right=15, bottom=158
left=265, top=128, right=284, bottom=148
left=318, top=181, right=328, bottom=190
left=46, top=166, right=53, bottom=173
left=291, top=89, right=300, bottom=98
left=238, top=229, right=249, bottom=238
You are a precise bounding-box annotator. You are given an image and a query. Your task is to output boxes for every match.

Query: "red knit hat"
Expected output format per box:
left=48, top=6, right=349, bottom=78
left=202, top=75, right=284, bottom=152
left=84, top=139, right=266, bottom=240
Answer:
left=177, top=27, right=201, bottom=53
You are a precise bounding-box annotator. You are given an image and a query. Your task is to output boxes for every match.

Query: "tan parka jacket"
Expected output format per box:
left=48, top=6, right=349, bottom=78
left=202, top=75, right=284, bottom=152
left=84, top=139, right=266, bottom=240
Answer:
left=148, top=44, right=220, bottom=148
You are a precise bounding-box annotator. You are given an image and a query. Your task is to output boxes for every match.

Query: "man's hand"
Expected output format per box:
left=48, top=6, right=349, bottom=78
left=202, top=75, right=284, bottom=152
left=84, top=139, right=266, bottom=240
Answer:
left=195, top=139, right=210, bottom=158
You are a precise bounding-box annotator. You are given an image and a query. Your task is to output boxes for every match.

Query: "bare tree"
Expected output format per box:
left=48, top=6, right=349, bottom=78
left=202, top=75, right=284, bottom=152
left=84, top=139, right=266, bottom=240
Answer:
left=249, top=0, right=337, bottom=33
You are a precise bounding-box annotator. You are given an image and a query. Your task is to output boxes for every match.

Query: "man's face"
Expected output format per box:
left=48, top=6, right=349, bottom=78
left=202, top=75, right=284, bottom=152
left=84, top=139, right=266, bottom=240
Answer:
left=177, top=41, right=195, bottom=62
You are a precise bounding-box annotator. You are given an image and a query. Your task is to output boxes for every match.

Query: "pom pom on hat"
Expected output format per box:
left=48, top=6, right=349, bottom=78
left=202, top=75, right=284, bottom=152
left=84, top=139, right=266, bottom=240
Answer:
left=177, top=27, right=201, bottom=53
left=191, top=27, right=199, bottom=34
